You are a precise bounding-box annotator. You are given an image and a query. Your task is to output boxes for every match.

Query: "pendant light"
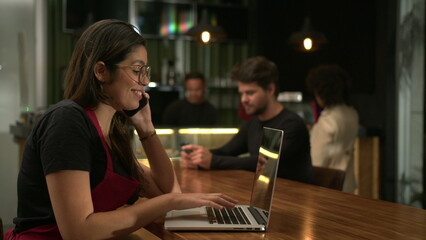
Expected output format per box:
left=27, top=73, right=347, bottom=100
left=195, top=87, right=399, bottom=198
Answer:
left=289, top=16, right=327, bottom=52
left=186, top=9, right=226, bottom=44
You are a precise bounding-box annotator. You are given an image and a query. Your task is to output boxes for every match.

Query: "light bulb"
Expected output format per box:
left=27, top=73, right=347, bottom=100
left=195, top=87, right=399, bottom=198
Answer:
left=303, top=38, right=313, bottom=51
left=201, top=31, right=211, bottom=43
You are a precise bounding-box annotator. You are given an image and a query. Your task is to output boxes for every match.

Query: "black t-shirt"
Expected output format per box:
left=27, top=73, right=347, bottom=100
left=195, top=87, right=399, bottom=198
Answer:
left=14, top=100, right=136, bottom=233
left=210, top=108, right=314, bottom=184
left=162, top=99, right=218, bottom=127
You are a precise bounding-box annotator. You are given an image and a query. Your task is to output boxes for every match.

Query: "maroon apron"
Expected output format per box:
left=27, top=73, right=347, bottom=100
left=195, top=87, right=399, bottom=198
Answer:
left=5, top=108, right=139, bottom=239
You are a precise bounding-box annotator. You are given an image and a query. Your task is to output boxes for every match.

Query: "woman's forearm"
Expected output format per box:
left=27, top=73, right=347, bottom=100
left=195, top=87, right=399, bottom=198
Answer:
left=141, top=134, right=181, bottom=194
left=62, top=194, right=175, bottom=240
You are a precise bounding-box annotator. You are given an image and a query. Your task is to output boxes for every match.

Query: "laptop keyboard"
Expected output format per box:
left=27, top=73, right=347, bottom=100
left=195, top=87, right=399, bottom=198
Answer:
left=248, top=207, right=267, bottom=225
left=206, top=206, right=266, bottom=225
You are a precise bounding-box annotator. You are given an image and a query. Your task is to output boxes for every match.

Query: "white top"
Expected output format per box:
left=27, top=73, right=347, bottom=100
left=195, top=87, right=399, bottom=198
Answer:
left=310, top=104, right=359, bottom=193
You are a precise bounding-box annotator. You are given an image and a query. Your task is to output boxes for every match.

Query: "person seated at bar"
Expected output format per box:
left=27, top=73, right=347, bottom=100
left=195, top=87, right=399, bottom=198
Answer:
left=181, top=56, right=314, bottom=184
left=306, top=64, right=359, bottom=193
left=5, top=19, right=237, bottom=240
left=162, top=71, right=218, bottom=127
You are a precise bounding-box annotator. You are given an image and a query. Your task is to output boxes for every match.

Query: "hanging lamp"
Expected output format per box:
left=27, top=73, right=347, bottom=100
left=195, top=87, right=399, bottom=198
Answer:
left=186, top=9, right=226, bottom=44
left=289, top=16, right=327, bottom=52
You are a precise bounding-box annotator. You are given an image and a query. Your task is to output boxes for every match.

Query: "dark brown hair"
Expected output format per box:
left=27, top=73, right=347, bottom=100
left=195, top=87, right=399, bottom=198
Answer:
left=184, top=71, right=206, bottom=84
left=63, top=19, right=146, bottom=190
left=230, top=56, right=280, bottom=97
left=306, top=64, right=351, bottom=107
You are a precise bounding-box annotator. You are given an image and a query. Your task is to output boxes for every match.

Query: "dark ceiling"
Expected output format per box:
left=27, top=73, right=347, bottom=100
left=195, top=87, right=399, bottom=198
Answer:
left=254, top=0, right=377, bottom=98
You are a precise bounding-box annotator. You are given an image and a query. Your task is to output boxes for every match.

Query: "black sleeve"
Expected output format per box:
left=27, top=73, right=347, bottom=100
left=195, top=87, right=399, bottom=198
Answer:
left=276, top=116, right=313, bottom=183
left=162, top=101, right=179, bottom=125
left=36, top=105, right=94, bottom=175
left=280, top=118, right=308, bottom=158
left=206, top=102, right=218, bottom=126
left=210, top=122, right=257, bottom=171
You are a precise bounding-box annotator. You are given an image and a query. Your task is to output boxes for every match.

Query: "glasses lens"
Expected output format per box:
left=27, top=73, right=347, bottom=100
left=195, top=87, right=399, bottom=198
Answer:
left=139, top=65, right=151, bottom=82
left=145, top=66, right=151, bottom=79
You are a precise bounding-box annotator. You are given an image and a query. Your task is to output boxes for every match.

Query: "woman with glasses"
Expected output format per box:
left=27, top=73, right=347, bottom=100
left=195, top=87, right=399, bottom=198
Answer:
left=6, top=19, right=237, bottom=240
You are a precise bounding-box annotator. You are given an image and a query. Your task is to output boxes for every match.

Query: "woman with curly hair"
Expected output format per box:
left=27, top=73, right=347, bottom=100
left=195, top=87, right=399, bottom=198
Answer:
left=306, top=64, right=359, bottom=193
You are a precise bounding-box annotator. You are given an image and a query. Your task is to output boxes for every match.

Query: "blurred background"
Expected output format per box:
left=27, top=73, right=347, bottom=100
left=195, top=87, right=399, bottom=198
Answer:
left=0, top=0, right=424, bottom=230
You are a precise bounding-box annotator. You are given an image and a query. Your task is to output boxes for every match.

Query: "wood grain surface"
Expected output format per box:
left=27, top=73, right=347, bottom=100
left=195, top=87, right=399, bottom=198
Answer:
left=132, top=160, right=426, bottom=240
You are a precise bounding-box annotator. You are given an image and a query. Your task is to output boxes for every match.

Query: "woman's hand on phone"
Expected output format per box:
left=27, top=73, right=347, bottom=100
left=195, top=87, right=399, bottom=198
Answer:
left=127, top=92, right=155, bottom=133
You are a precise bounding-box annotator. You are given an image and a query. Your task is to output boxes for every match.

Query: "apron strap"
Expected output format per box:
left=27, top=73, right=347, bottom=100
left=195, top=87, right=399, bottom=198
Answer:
left=84, top=108, right=113, bottom=171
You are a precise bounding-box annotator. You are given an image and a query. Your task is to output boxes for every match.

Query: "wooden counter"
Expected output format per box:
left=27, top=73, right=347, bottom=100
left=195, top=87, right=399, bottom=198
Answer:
left=130, top=160, right=426, bottom=240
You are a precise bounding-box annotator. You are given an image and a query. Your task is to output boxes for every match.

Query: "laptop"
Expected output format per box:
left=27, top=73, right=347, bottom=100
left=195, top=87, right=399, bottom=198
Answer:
left=164, top=127, right=284, bottom=231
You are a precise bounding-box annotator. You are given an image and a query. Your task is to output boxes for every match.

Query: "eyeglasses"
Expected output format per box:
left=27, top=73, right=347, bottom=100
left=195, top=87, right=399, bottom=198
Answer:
left=116, top=64, right=151, bottom=84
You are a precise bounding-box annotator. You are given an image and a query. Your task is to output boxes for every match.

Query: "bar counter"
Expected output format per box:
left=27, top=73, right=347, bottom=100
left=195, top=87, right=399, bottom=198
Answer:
left=129, top=160, right=426, bottom=240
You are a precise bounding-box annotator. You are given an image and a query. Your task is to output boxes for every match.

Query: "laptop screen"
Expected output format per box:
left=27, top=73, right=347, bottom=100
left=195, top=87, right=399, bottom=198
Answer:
left=250, top=127, right=284, bottom=216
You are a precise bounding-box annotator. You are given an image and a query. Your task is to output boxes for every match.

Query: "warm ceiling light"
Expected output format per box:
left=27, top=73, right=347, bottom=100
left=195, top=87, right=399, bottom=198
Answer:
left=201, top=31, right=211, bottom=43
left=303, top=38, right=313, bottom=50
left=186, top=9, right=226, bottom=44
left=289, top=17, right=327, bottom=52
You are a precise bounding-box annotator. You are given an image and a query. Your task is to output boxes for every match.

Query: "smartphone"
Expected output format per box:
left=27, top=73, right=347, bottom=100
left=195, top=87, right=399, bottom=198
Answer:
left=123, top=96, right=148, bottom=117
left=180, top=142, right=193, bottom=154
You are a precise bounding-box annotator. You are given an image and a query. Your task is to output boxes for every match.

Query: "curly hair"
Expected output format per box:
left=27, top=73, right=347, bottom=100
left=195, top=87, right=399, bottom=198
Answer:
left=306, top=64, right=351, bottom=107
